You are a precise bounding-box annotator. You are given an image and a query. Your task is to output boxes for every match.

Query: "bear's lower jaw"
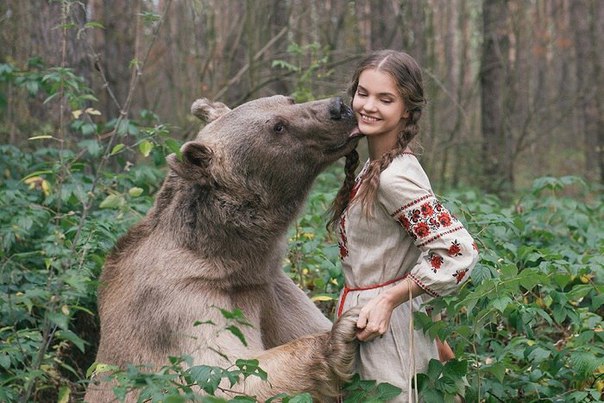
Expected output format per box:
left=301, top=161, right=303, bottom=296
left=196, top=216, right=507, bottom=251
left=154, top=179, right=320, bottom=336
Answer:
left=323, top=135, right=361, bottom=159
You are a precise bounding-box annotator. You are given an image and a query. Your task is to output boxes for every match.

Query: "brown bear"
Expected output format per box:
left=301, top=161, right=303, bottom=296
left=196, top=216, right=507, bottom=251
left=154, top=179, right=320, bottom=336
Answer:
left=84, top=95, right=363, bottom=402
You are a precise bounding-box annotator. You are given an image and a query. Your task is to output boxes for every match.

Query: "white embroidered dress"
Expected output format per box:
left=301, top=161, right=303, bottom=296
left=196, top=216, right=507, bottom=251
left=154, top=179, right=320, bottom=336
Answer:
left=337, top=154, right=479, bottom=401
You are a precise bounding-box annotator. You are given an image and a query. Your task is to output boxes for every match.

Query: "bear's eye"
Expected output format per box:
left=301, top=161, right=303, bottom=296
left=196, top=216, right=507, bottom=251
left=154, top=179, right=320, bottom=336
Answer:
left=273, top=122, right=285, bottom=133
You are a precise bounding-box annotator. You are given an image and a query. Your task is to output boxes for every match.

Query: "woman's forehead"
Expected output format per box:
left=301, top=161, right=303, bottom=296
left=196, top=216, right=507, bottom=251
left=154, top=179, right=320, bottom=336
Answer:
left=358, top=69, right=398, bottom=96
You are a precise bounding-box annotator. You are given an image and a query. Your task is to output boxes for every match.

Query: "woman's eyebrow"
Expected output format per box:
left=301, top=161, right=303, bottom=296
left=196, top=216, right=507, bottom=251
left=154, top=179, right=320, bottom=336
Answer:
left=357, top=84, right=396, bottom=97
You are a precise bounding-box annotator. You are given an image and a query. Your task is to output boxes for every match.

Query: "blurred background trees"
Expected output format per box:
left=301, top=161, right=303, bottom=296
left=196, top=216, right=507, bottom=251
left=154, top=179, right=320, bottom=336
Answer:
left=1, top=0, right=602, bottom=193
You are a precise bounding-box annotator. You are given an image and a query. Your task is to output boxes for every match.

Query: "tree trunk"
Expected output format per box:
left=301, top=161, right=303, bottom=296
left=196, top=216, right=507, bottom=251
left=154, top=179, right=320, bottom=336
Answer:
left=570, top=0, right=603, bottom=183
left=92, top=0, right=141, bottom=118
left=480, top=0, right=512, bottom=194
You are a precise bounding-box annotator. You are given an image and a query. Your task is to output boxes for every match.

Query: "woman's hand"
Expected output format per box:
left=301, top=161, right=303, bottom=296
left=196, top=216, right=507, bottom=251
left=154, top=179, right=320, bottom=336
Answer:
left=356, top=293, right=395, bottom=342
left=436, top=337, right=455, bottom=362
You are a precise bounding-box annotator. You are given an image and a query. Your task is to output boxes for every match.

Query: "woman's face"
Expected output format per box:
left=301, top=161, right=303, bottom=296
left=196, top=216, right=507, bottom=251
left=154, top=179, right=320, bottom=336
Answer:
left=352, top=69, right=408, bottom=141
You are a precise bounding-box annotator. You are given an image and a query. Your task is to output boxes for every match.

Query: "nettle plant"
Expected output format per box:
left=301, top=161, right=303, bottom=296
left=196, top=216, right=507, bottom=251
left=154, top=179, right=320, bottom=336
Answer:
left=415, top=177, right=604, bottom=402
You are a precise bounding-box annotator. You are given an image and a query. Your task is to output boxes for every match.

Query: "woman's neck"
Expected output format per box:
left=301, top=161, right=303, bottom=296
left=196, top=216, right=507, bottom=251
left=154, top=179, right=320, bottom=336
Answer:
left=367, top=135, right=398, bottom=160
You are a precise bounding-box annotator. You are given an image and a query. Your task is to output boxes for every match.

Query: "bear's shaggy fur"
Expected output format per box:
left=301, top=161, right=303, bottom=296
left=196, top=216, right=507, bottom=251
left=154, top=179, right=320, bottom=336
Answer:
left=84, top=95, right=362, bottom=402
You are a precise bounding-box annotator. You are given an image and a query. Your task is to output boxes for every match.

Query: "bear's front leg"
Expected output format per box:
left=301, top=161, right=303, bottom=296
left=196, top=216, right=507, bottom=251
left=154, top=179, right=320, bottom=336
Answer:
left=239, top=307, right=360, bottom=402
left=260, top=270, right=333, bottom=348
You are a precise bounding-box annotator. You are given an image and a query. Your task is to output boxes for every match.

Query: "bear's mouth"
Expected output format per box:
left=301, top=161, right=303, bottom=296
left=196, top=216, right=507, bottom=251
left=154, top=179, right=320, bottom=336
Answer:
left=325, top=126, right=363, bottom=155
left=348, top=126, right=363, bottom=139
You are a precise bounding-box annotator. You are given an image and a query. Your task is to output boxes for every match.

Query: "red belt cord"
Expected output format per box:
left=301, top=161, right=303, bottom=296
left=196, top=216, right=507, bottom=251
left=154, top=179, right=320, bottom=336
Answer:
left=336, top=273, right=408, bottom=318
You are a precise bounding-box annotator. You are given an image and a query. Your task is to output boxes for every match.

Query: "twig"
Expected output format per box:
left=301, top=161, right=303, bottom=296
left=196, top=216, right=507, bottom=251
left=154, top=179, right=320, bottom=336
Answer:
left=214, top=25, right=289, bottom=100
left=69, top=0, right=173, bottom=256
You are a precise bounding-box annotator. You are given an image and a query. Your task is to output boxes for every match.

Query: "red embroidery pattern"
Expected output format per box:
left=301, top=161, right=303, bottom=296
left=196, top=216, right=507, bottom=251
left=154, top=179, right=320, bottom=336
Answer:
left=394, top=197, right=460, bottom=241
left=453, top=268, right=469, bottom=284
left=408, top=273, right=440, bottom=297
left=391, top=194, right=432, bottom=217
left=427, top=252, right=444, bottom=272
left=448, top=240, right=462, bottom=257
left=416, top=226, right=464, bottom=247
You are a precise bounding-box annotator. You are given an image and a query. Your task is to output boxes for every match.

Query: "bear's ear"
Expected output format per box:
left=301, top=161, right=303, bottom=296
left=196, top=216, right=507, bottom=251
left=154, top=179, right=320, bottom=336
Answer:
left=167, top=142, right=214, bottom=184
left=191, top=98, right=231, bottom=123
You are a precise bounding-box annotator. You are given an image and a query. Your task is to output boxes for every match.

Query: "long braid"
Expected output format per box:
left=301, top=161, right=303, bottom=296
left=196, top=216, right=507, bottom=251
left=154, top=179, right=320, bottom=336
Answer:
left=327, top=149, right=359, bottom=231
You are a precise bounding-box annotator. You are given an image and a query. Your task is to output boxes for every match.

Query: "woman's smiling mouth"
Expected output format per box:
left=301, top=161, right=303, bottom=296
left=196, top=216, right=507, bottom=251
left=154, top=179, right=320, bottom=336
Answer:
left=360, top=113, right=380, bottom=123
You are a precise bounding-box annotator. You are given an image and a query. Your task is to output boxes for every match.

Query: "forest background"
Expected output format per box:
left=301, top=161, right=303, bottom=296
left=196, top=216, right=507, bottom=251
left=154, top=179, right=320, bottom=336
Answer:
left=0, top=0, right=602, bottom=402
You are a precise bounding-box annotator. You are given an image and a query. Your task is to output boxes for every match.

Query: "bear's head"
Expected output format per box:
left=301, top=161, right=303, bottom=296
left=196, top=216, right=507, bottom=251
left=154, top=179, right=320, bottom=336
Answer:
left=168, top=95, right=361, bottom=207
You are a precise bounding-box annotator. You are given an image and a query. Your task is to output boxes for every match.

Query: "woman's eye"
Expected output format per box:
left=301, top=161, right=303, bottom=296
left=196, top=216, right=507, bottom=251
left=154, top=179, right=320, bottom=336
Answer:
left=274, top=123, right=285, bottom=133
left=382, top=99, right=393, bottom=104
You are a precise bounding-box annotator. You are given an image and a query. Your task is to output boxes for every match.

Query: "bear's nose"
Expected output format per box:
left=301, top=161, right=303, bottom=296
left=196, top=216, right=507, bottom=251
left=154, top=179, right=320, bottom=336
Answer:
left=329, top=97, right=351, bottom=120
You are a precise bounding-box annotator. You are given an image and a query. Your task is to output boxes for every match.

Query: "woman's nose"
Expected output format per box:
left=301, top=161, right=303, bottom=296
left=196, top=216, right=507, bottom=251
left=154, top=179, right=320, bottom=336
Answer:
left=363, top=97, right=377, bottom=112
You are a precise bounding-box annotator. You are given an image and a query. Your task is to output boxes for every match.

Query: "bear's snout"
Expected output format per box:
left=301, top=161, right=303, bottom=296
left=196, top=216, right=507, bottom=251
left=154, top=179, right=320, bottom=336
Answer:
left=328, top=97, right=353, bottom=121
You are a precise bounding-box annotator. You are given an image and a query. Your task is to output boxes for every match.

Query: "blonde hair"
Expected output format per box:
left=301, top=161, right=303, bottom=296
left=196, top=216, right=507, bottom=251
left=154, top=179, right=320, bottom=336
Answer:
left=327, top=50, right=426, bottom=230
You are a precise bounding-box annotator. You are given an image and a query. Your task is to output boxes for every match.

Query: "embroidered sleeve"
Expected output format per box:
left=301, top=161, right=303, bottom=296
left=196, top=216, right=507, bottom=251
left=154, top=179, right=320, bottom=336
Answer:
left=377, top=158, right=479, bottom=297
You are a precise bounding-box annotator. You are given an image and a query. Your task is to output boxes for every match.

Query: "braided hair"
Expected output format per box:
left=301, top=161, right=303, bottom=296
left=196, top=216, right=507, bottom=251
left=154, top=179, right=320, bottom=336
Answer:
left=327, top=50, right=426, bottom=231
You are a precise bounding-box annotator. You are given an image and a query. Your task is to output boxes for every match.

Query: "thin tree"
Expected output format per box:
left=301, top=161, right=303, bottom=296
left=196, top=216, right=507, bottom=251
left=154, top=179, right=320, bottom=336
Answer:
left=480, top=0, right=512, bottom=194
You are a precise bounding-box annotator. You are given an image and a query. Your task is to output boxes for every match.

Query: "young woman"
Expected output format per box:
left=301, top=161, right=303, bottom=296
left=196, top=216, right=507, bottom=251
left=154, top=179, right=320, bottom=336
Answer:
left=328, top=50, right=479, bottom=400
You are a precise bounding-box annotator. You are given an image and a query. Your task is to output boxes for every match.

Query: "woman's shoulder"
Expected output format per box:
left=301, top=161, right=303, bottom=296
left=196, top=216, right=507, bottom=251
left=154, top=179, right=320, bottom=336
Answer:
left=380, top=153, right=431, bottom=189
left=376, top=153, right=434, bottom=212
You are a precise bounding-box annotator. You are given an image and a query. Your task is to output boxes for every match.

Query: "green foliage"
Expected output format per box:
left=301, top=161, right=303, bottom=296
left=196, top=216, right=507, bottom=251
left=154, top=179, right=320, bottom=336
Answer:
left=272, top=42, right=332, bottom=102
left=87, top=355, right=267, bottom=402
left=342, top=373, right=403, bottom=402
left=419, top=176, right=604, bottom=402
left=1, top=56, right=603, bottom=402
left=0, top=59, right=175, bottom=401
left=285, top=169, right=344, bottom=312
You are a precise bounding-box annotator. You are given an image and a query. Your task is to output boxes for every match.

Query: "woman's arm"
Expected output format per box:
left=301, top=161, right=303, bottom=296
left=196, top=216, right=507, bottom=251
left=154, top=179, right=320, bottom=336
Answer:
left=356, top=278, right=423, bottom=341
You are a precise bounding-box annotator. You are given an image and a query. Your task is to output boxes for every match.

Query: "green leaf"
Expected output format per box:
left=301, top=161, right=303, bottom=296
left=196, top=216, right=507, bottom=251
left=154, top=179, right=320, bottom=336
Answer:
left=188, top=365, right=225, bottom=395
left=128, top=187, right=144, bottom=197
left=47, top=311, right=69, bottom=330
left=116, top=119, right=130, bottom=136
left=426, top=359, right=443, bottom=381
left=443, top=359, right=467, bottom=378
left=567, top=284, right=593, bottom=301
left=57, top=386, right=70, bottom=403
left=56, top=329, right=86, bottom=352
left=528, top=346, right=550, bottom=363
left=517, top=268, right=546, bottom=291
left=491, top=296, right=512, bottom=313
left=226, top=325, right=247, bottom=347
left=139, top=140, right=154, bottom=157
left=486, top=361, right=506, bottom=382
left=193, top=320, right=215, bottom=327
left=86, top=362, right=119, bottom=378
left=552, top=305, right=567, bottom=324
left=375, top=382, right=402, bottom=400
left=165, top=138, right=182, bottom=157
left=99, top=194, right=122, bottom=209
left=287, top=393, right=314, bottom=403
left=0, top=353, right=10, bottom=369
left=110, top=143, right=125, bottom=155
left=235, top=359, right=267, bottom=381
left=499, top=263, right=518, bottom=278
left=569, top=352, right=602, bottom=376
left=84, top=21, right=104, bottom=29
